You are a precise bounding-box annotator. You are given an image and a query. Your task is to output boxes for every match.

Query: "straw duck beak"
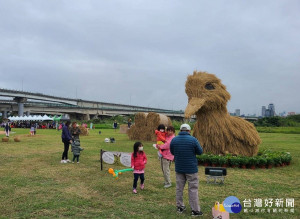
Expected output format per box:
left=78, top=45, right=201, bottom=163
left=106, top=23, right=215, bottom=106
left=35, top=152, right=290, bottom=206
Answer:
left=184, top=97, right=206, bottom=118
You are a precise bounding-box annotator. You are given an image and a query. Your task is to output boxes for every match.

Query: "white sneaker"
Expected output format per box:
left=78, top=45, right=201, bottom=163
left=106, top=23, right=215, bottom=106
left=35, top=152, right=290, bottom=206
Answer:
left=164, top=183, right=172, bottom=188
left=60, top=160, right=67, bottom=163
left=66, top=159, right=71, bottom=163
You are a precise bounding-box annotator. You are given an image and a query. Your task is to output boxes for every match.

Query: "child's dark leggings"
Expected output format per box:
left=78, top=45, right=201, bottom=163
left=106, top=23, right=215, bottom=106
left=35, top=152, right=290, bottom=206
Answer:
left=133, top=173, right=144, bottom=189
left=73, top=155, right=80, bottom=162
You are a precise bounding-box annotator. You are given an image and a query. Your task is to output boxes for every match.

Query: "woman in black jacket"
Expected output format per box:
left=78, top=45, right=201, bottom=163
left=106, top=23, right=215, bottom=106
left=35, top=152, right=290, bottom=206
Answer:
left=5, top=123, right=10, bottom=137
left=61, top=121, right=72, bottom=163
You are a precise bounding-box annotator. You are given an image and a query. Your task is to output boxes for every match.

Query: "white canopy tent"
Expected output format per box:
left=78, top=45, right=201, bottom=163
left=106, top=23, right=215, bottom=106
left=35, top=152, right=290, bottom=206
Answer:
left=42, top=115, right=53, bottom=121
left=8, top=115, right=54, bottom=121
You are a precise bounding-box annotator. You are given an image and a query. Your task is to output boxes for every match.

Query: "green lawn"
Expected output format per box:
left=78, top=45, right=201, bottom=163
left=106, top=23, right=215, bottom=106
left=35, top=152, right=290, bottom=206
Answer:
left=0, top=129, right=299, bottom=219
left=256, top=127, right=300, bottom=134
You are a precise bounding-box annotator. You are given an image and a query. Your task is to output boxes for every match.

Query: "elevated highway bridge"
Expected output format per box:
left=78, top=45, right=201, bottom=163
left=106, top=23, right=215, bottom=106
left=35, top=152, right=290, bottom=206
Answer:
left=0, top=88, right=184, bottom=120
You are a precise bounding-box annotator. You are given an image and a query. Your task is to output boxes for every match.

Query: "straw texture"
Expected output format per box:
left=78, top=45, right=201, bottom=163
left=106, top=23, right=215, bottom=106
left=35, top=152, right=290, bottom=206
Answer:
left=14, top=137, right=21, bottom=142
left=119, top=124, right=128, bottom=134
left=2, top=137, right=9, bottom=142
left=185, top=71, right=260, bottom=156
left=79, top=126, right=89, bottom=136
left=128, top=112, right=172, bottom=141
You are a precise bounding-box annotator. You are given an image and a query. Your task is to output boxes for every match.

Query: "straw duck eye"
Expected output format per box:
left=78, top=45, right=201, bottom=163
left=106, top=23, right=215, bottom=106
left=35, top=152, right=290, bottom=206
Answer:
left=205, top=83, right=215, bottom=90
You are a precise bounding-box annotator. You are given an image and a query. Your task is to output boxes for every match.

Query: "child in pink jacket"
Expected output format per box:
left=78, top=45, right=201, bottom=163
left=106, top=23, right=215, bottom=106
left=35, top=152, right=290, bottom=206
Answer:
left=131, top=142, right=147, bottom=194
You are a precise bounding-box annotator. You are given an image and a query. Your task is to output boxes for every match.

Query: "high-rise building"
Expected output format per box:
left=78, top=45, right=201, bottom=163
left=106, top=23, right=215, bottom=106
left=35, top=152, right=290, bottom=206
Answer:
left=262, top=104, right=275, bottom=117
left=235, top=109, right=240, bottom=116
left=268, top=103, right=275, bottom=117
left=262, top=106, right=266, bottom=117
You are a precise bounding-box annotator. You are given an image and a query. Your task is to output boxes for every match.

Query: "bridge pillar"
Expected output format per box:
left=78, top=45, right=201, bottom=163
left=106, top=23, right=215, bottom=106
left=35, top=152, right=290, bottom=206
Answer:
left=2, top=111, right=8, bottom=119
left=26, top=111, right=30, bottom=116
left=14, top=97, right=27, bottom=117
left=83, top=114, right=90, bottom=121
left=90, top=114, right=98, bottom=120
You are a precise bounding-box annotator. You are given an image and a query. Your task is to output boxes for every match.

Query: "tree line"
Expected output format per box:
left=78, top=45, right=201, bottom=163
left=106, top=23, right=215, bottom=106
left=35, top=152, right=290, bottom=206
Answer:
left=254, top=115, right=300, bottom=127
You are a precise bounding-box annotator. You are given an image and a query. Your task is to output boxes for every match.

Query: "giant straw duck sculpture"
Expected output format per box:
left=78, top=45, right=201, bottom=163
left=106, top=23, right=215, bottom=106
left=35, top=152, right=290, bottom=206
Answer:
left=185, top=71, right=261, bottom=156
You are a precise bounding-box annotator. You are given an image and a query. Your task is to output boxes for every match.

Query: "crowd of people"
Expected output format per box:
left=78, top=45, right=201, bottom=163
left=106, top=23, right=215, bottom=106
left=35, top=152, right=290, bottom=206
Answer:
left=2, top=118, right=204, bottom=216
left=1, top=121, right=57, bottom=129
left=59, top=121, right=204, bottom=216
left=1, top=121, right=91, bottom=131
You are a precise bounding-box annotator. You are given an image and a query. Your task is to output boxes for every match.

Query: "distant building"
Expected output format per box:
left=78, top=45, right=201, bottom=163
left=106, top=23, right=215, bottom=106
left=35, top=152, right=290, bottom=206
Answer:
left=262, top=103, right=275, bottom=117
left=235, top=109, right=240, bottom=117
left=262, top=106, right=266, bottom=117
left=268, top=103, right=275, bottom=116
left=279, top=111, right=287, bottom=117
left=288, top=112, right=296, bottom=116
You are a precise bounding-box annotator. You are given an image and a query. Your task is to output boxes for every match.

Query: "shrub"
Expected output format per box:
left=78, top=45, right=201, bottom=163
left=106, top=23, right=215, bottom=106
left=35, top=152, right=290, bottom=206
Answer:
left=239, top=157, right=249, bottom=166
left=272, top=156, right=282, bottom=166
left=229, top=156, right=240, bottom=167
left=281, top=152, right=292, bottom=164
left=197, top=155, right=205, bottom=164
left=210, top=155, right=219, bottom=165
left=198, top=154, right=209, bottom=165
left=196, top=150, right=292, bottom=169
left=266, top=157, right=275, bottom=166
left=258, top=157, right=267, bottom=166
left=248, top=157, right=258, bottom=167
left=218, top=156, right=227, bottom=166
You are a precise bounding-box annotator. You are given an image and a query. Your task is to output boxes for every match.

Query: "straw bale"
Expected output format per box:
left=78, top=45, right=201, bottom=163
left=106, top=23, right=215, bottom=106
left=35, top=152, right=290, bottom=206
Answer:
left=134, top=112, right=148, bottom=127
left=2, top=137, right=9, bottom=142
left=127, top=113, right=148, bottom=140
left=185, top=71, right=260, bottom=156
left=127, top=124, right=145, bottom=140
left=127, top=112, right=172, bottom=142
left=14, top=137, right=21, bottom=142
left=146, top=112, right=170, bottom=128
left=119, top=124, right=128, bottom=134
left=79, top=126, right=89, bottom=136
left=145, top=112, right=172, bottom=141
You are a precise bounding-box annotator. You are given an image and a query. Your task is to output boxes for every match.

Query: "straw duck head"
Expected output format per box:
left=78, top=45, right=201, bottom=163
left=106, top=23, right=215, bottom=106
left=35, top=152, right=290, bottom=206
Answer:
left=185, top=71, right=231, bottom=118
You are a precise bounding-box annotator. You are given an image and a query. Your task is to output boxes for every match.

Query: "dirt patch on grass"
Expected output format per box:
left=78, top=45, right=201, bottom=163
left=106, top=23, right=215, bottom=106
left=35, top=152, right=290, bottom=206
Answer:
left=30, top=209, right=52, bottom=217
left=64, top=183, right=97, bottom=199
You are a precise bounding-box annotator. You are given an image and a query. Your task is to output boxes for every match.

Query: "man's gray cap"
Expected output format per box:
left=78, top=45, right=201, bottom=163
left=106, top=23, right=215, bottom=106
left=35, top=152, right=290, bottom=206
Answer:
left=180, top=124, right=191, bottom=131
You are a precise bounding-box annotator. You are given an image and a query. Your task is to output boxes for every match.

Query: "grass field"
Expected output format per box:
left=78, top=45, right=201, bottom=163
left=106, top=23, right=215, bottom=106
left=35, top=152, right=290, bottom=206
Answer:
left=256, top=127, right=300, bottom=134
left=0, top=128, right=299, bottom=219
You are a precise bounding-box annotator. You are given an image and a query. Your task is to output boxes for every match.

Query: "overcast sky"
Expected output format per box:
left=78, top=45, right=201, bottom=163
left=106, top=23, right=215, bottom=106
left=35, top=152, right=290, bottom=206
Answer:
left=0, top=0, right=299, bottom=115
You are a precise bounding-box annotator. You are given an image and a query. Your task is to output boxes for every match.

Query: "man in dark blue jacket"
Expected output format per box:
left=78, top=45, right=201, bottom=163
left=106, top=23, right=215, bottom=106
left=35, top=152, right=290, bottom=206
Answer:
left=170, top=124, right=203, bottom=216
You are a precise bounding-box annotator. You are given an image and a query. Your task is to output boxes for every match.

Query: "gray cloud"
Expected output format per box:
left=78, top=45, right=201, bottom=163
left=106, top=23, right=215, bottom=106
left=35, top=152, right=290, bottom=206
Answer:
left=0, top=0, right=299, bottom=115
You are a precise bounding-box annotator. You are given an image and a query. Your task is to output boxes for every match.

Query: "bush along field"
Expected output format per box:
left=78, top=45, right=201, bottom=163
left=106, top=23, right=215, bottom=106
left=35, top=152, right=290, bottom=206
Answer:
left=256, top=127, right=300, bottom=134
left=197, top=150, right=292, bottom=169
left=0, top=128, right=299, bottom=218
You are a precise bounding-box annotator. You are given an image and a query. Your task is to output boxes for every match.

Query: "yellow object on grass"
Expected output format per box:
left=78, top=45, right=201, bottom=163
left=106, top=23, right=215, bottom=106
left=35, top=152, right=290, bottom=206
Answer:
left=214, top=202, right=226, bottom=212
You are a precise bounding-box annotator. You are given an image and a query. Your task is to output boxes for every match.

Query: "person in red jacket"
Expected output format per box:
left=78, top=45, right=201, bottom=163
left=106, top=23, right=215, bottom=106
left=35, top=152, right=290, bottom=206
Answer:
left=155, top=124, right=166, bottom=158
left=131, top=142, right=147, bottom=194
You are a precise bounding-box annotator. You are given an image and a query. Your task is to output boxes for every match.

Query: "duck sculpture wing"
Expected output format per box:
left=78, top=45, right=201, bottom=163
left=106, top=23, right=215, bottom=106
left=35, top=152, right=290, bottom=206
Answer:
left=227, top=116, right=261, bottom=146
